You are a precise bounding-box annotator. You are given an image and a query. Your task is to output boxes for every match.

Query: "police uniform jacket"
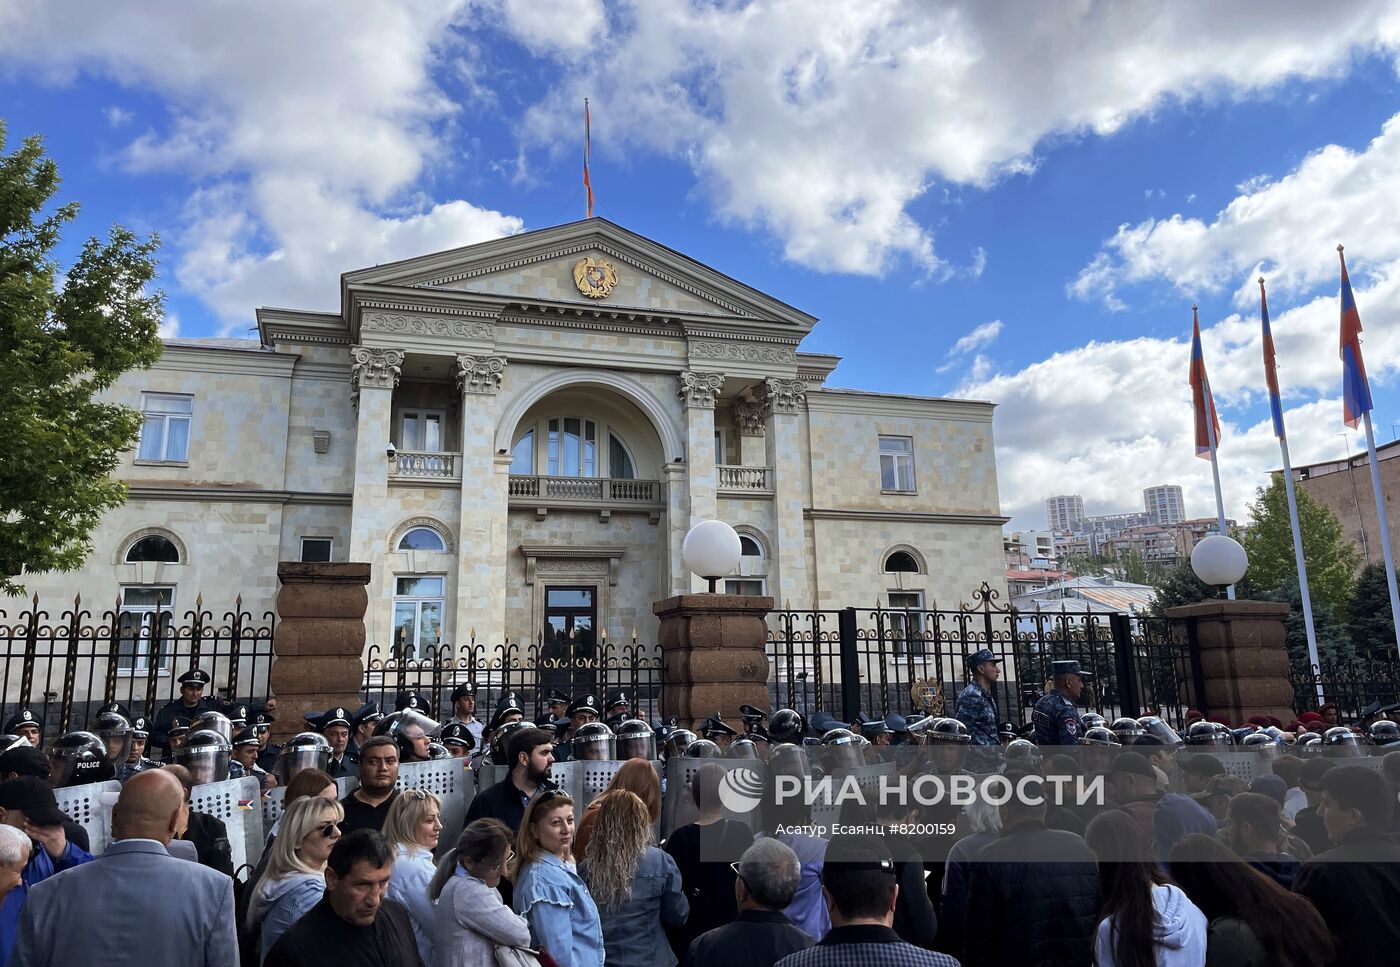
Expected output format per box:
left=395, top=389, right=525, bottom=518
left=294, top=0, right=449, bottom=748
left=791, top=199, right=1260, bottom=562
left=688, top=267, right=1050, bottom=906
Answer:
left=954, top=682, right=999, bottom=746
left=324, top=753, right=355, bottom=780
left=151, top=696, right=216, bottom=752
left=1032, top=690, right=1083, bottom=746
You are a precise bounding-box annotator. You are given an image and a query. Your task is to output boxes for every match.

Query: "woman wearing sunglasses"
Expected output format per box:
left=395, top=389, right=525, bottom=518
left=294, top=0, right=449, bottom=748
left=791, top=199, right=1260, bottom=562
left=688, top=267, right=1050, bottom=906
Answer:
left=429, top=819, right=532, bottom=967
left=245, top=794, right=344, bottom=963
left=383, top=787, right=445, bottom=965
left=511, top=789, right=604, bottom=967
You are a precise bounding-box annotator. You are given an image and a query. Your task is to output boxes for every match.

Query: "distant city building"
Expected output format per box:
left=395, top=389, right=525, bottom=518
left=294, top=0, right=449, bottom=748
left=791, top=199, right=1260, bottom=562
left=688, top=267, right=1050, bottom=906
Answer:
left=1143, top=484, right=1186, bottom=525
left=1103, top=524, right=1183, bottom=568
left=1006, top=567, right=1075, bottom=596
left=1003, top=529, right=1057, bottom=568
left=1010, top=574, right=1158, bottom=621
left=1286, top=438, right=1400, bottom=566
left=1172, top=517, right=1237, bottom=560
left=1045, top=494, right=1085, bottom=532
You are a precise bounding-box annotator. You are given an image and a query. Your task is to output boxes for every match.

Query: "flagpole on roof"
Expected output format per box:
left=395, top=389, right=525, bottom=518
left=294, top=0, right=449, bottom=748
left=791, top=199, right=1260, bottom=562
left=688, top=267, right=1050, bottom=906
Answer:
left=1191, top=305, right=1235, bottom=599
left=1261, top=277, right=1322, bottom=701
left=1340, top=246, right=1400, bottom=650
left=583, top=97, right=594, bottom=218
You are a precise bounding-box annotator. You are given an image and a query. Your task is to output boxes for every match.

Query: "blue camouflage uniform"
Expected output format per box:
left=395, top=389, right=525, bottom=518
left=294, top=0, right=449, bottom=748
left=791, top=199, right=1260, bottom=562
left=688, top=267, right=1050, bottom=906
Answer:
left=1032, top=689, right=1083, bottom=745
left=954, top=682, right=999, bottom=747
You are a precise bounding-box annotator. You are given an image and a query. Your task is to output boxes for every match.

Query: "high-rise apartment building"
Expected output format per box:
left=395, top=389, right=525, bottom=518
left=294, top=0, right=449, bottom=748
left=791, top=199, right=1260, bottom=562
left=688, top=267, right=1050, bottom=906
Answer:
left=1046, top=494, right=1085, bottom=531
left=1143, top=485, right=1186, bottom=525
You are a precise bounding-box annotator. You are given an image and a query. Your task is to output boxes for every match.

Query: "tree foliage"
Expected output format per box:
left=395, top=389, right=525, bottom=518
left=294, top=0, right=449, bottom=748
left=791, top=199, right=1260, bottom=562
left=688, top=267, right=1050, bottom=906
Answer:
left=0, top=122, right=163, bottom=596
left=1348, top=562, right=1397, bottom=657
left=1240, top=476, right=1359, bottom=618
left=1257, top=577, right=1354, bottom=667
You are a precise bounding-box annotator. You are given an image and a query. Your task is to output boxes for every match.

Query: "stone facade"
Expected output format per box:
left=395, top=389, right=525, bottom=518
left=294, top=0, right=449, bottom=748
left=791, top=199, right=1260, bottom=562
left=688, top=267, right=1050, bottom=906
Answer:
left=24, top=218, right=1007, bottom=664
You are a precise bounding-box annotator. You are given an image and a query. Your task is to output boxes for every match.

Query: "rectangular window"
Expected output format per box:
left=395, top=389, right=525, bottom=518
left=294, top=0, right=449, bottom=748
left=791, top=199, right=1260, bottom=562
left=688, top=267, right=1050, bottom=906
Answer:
left=714, top=427, right=728, bottom=464
left=137, top=394, right=193, bottom=463
left=879, top=436, right=915, bottom=492
left=400, top=411, right=444, bottom=452
left=392, top=576, right=444, bottom=661
left=117, top=586, right=175, bottom=672
left=300, top=538, right=332, bottom=563
left=724, top=578, right=766, bottom=596
left=887, top=590, right=925, bottom=655
left=546, top=418, right=597, bottom=476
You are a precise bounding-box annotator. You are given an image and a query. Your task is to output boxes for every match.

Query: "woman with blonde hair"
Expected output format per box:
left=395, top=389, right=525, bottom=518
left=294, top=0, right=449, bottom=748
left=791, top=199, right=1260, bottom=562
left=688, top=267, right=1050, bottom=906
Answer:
left=382, top=787, right=444, bottom=965
left=429, top=819, right=531, bottom=967
left=512, top=789, right=603, bottom=967
left=573, top=758, right=661, bottom=860
left=246, top=794, right=343, bottom=962
left=579, top=790, right=687, bottom=967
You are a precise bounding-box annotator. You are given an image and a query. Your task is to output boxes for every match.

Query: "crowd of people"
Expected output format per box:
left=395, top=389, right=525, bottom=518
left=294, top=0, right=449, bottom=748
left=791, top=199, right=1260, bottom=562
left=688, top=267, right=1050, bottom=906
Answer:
left=0, top=656, right=1398, bottom=966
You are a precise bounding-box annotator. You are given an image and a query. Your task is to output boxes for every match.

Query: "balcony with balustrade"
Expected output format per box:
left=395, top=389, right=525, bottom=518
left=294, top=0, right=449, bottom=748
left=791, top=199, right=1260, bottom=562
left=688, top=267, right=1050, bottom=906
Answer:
left=508, top=474, right=664, bottom=520
left=389, top=450, right=462, bottom=485
left=717, top=464, right=773, bottom=497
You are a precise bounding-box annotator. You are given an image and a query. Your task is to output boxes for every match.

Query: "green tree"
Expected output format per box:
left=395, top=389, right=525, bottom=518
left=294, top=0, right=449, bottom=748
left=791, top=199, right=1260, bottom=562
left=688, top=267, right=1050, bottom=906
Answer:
left=1257, top=577, right=1353, bottom=667
left=1116, top=548, right=1153, bottom=585
left=0, top=122, right=163, bottom=596
left=1240, top=476, right=1359, bottom=617
left=1348, top=562, right=1397, bottom=657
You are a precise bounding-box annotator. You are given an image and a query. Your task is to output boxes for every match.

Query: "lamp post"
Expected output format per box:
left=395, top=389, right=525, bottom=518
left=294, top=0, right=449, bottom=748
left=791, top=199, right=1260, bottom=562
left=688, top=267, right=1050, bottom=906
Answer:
left=1190, top=534, right=1248, bottom=598
left=682, top=520, right=742, bottom=593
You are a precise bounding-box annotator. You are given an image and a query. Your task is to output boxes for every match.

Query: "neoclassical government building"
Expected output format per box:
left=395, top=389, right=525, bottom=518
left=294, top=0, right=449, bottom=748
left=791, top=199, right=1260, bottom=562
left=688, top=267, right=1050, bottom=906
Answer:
left=28, top=219, right=1006, bottom=661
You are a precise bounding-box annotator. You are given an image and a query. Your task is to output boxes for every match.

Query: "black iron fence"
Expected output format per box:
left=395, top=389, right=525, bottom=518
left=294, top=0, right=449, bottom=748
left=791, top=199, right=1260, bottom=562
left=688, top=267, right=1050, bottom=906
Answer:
left=768, top=584, right=1200, bottom=729
left=0, top=593, right=275, bottom=736
left=1289, top=656, right=1400, bottom=720
left=362, top=636, right=664, bottom=724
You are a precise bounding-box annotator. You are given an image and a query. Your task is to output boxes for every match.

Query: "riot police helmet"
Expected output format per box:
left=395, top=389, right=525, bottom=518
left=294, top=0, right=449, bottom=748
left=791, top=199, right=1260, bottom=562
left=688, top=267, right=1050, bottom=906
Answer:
left=1081, top=726, right=1121, bottom=747
left=92, top=710, right=133, bottom=764
left=0, top=735, right=29, bottom=755
left=1368, top=719, right=1400, bottom=747
left=427, top=741, right=450, bottom=760
left=1080, top=712, right=1108, bottom=731
left=48, top=730, right=112, bottom=787
left=1322, top=725, right=1365, bottom=757
left=188, top=710, right=233, bottom=741
left=174, top=729, right=233, bottom=785
left=1136, top=716, right=1182, bottom=749
left=1003, top=737, right=1042, bottom=770
left=614, top=719, right=656, bottom=761
left=768, top=709, right=807, bottom=746
left=1110, top=717, right=1146, bottom=741
left=726, top=737, right=760, bottom=759
left=375, top=708, right=441, bottom=763
left=1241, top=731, right=1282, bottom=761
left=1184, top=721, right=1232, bottom=747
left=489, top=720, right=532, bottom=766
left=662, top=728, right=697, bottom=761
left=684, top=738, right=723, bottom=758
left=571, top=721, right=617, bottom=762
left=922, top=717, right=972, bottom=744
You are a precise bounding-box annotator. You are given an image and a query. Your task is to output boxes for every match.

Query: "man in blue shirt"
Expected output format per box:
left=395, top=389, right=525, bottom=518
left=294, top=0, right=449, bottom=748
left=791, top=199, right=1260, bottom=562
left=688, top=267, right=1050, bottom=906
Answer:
left=1032, top=660, right=1090, bottom=746
left=954, top=648, right=1003, bottom=747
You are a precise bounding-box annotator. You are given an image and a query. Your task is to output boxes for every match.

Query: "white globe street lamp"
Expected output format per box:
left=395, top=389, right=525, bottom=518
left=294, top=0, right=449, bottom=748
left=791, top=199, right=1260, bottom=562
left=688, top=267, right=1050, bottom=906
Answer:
left=1190, top=534, right=1248, bottom=593
left=682, top=520, right=743, bottom=593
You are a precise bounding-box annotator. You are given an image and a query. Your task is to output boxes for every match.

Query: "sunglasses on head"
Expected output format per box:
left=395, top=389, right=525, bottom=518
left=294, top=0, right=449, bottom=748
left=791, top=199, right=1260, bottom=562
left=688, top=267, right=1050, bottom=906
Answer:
left=406, top=788, right=428, bottom=801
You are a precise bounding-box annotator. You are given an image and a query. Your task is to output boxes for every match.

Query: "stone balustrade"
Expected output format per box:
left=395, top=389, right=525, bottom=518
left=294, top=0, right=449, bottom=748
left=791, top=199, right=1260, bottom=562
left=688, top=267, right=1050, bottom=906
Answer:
left=717, top=464, right=773, bottom=493
left=389, top=450, right=462, bottom=482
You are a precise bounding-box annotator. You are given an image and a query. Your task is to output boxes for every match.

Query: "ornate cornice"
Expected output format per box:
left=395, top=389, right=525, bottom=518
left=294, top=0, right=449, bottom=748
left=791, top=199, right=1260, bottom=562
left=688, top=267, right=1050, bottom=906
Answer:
left=455, top=354, right=507, bottom=395
left=732, top=401, right=766, bottom=437
left=357, top=300, right=498, bottom=319
left=691, top=340, right=796, bottom=364
left=349, top=346, right=403, bottom=406
left=678, top=370, right=725, bottom=409
left=762, top=377, right=807, bottom=416
left=363, top=311, right=494, bottom=339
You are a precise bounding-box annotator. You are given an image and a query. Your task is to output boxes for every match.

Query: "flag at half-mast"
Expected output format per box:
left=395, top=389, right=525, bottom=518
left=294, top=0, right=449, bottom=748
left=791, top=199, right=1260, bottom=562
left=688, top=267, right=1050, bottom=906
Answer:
left=1190, top=305, right=1221, bottom=458
left=1338, top=245, right=1373, bottom=429
left=1260, top=278, right=1286, bottom=439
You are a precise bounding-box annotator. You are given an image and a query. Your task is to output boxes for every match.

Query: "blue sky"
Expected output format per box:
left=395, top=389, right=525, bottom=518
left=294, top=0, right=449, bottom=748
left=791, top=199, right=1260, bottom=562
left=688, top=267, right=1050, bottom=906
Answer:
left=3, top=1, right=1400, bottom=530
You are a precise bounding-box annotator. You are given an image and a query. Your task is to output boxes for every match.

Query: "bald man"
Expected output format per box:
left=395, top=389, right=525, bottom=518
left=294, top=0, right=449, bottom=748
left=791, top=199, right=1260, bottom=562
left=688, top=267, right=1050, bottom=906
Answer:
left=10, top=770, right=237, bottom=967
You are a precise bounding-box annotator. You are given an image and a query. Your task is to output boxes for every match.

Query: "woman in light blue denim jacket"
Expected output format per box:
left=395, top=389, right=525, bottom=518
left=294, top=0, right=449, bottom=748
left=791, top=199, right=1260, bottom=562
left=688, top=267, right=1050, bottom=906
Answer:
left=512, top=790, right=604, bottom=967
left=579, top=790, right=688, bottom=967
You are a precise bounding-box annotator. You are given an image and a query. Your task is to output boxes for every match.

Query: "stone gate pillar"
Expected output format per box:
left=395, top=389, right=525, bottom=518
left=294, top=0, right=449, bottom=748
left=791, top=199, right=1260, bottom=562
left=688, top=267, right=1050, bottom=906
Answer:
left=1165, top=599, right=1294, bottom=724
left=655, top=592, right=771, bottom=728
left=270, top=562, right=371, bottom=742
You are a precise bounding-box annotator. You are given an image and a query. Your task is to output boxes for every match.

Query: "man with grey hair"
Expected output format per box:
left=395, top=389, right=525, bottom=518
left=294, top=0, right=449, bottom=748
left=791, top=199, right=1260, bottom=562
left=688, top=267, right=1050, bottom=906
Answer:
left=0, top=824, right=32, bottom=963
left=682, top=837, right=814, bottom=967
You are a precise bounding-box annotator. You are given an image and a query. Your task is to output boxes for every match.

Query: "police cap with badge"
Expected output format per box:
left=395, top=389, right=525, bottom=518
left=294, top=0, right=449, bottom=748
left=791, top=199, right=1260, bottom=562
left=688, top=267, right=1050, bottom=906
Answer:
left=439, top=722, right=475, bottom=751
left=544, top=688, right=569, bottom=710
left=351, top=702, right=384, bottom=730
left=488, top=692, right=526, bottom=731
left=4, top=709, right=40, bottom=734
left=177, top=668, right=212, bottom=688
left=965, top=648, right=1004, bottom=670
left=309, top=706, right=353, bottom=732
left=566, top=694, right=601, bottom=718
left=450, top=682, right=477, bottom=703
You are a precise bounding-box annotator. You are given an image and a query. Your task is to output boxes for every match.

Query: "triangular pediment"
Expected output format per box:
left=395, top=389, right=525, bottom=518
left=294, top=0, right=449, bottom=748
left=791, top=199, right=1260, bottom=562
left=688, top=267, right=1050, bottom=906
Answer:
left=342, top=218, right=815, bottom=330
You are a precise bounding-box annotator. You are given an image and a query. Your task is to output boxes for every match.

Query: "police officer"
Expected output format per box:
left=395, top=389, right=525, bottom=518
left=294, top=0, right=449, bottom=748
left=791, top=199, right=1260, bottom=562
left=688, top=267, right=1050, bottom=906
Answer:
left=348, top=701, right=383, bottom=759
left=448, top=682, right=485, bottom=750
left=535, top=688, right=569, bottom=728
left=4, top=709, right=42, bottom=748
left=222, top=702, right=250, bottom=730
left=151, top=668, right=216, bottom=757
left=1032, top=660, right=1090, bottom=746
left=440, top=722, right=474, bottom=758
left=166, top=715, right=192, bottom=754
left=697, top=713, right=738, bottom=750
left=123, top=716, right=159, bottom=778
left=954, top=648, right=1004, bottom=747
left=472, top=693, right=526, bottom=769
left=308, top=706, right=356, bottom=779
left=395, top=691, right=432, bottom=715
left=604, top=691, right=630, bottom=719
left=553, top=694, right=600, bottom=762
left=231, top=726, right=274, bottom=789
left=251, top=706, right=279, bottom=772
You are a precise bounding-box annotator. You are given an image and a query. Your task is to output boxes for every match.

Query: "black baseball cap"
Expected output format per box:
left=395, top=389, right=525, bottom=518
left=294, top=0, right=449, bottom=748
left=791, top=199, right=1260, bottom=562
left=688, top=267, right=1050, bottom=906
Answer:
left=1107, top=751, right=1156, bottom=779
left=0, top=746, right=51, bottom=779
left=0, top=776, right=64, bottom=825
left=1180, top=754, right=1226, bottom=777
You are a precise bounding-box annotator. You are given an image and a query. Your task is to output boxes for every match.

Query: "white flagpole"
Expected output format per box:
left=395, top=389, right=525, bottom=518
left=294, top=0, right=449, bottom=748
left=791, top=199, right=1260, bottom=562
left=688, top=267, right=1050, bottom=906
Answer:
left=1202, top=375, right=1234, bottom=600
left=1361, top=411, right=1400, bottom=649
left=1278, top=433, right=1323, bottom=701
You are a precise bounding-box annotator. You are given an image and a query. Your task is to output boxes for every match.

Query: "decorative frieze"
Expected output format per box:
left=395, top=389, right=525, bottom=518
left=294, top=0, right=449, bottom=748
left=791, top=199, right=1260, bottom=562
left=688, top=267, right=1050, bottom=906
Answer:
left=362, top=312, right=494, bottom=340
left=731, top=401, right=766, bottom=437
left=762, top=377, right=807, bottom=416
left=691, top=341, right=796, bottom=364
left=455, top=354, right=507, bottom=395
left=678, top=370, right=725, bottom=409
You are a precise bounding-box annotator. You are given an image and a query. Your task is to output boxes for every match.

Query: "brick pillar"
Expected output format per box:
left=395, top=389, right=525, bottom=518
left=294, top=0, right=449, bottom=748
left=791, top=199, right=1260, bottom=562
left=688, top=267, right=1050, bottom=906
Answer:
left=656, top=593, right=771, bottom=729
left=270, top=563, right=371, bottom=742
left=1165, top=599, right=1294, bottom=724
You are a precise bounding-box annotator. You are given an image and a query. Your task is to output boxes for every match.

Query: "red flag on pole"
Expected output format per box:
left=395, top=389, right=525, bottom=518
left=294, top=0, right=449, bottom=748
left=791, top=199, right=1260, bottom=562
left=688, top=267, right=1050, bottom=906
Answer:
left=1189, top=305, right=1220, bottom=458
left=583, top=98, right=594, bottom=218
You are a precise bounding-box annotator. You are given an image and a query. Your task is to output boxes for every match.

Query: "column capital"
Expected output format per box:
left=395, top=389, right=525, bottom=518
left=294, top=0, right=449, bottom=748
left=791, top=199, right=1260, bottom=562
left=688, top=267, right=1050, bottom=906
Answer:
left=678, top=370, right=725, bottom=409
left=455, top=353, right=508, bottom=395
left=349, top=346, right=403, bottom=406
left=761, top=377, right=807, bottom=417
left=732, top=401, right=766, bottom=437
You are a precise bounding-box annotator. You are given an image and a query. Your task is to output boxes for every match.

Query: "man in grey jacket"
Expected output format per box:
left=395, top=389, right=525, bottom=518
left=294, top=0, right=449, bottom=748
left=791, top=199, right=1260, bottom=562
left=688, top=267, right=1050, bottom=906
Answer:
left=10, top=769, right=237, bottom=967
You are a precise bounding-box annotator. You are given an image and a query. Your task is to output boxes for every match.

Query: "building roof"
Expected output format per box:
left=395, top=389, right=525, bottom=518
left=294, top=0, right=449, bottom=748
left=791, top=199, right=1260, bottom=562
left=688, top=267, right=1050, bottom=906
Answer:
left=1006, top=568, right=1073, bottom=582
left=1285, top=437, right=1400, bottom=479
left=164, top=337, right=269, bottom=352
left=1012, top=574, right=1157, bottom=613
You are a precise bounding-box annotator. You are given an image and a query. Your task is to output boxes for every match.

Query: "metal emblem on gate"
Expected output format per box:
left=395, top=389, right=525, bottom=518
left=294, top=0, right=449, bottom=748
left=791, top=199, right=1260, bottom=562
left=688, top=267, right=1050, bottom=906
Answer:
left=911, top=677, right=944, bottom=715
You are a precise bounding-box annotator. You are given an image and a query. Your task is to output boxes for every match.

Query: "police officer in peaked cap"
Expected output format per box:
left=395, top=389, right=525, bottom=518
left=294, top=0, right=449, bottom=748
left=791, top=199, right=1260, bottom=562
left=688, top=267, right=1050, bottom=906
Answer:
left=251, top=706, right=280, bottom=772
left=395, top=691, right=431, bottom=715
left=604, top=691, right=630, bottom=716
left=449, top=682, right=485, bottom=751
left=439, top=722, right=474, bottom=758
left=4, top=709, right=42, bottom=748
left=152, top=667, right=216, bottom=756
left=698, top=713, right=738, bottom=749
left=1032, top=660, right=1091, bottom=746
left=309, top=706, right=356, bottom=779
left=123, top=715, right=159, bottom=777
left=231, top=726, right=274, bottom=789
left=348, top=702, right=383, bottom=759
left=222, top=702, right=250, bottom=728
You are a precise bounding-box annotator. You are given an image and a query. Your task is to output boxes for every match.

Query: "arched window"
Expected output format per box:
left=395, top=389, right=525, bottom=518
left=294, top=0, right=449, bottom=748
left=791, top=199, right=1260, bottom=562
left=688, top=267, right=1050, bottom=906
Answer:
left=511, top=429, right=535, bottom=475
left=397, top=527, right=446, bottom=552
left=608, top=432, right=636, bottom=480
left=125, top=535, right=180, bottom=564
left=740, top=536, right=763, bottom=558
left=547, top=417, right=596, bottom=477
left=884, top=550, right=921, bottom=574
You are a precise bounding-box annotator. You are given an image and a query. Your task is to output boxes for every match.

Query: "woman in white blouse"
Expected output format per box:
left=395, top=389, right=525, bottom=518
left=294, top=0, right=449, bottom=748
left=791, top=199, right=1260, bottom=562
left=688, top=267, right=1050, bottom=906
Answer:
left=383, top=787, right=445, bottom=965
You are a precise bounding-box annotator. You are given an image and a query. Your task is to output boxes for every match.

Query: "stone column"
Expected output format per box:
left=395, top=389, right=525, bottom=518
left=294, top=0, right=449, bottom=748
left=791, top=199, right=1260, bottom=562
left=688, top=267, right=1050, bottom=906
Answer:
left=270, top=562, right=370, bottom=742
left=454, top=354, right=508, bottom=646
left=1164, top=599, right=1294, bottom=723
left=664, top=462, right=689, bottom=595
left=763, top=378, right=810, bottom=608
left=347, top=346, right=402, bottom=644
left=678, top=371, right=723, bottom=592
left=655, top=592, right=772, bottom=728
left=732, top=401, right=767, bottom=468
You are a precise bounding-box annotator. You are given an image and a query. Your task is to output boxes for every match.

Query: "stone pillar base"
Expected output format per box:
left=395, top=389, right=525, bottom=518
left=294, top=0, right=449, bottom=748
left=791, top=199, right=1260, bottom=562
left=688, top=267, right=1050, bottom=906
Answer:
left=271, top=562, right=371, bottom=742
left=655, top=593, right=772, bottom=729
left=1165, top=599, right=1293, bottom=724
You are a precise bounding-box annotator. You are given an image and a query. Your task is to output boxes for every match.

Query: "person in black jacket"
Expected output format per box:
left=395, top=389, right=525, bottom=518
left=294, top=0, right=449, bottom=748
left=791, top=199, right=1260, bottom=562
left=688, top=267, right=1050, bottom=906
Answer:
left=463, top=726, right=554, bottom=835
left=963, top=770, right=1099, bottom=966
left=667, top=762, right=756, bottom=958
left=165, top=763, right=234, bottom=877
left=1293, top=765, right=1400, bottom=967
left=683, top=838, right=813, bottom=967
